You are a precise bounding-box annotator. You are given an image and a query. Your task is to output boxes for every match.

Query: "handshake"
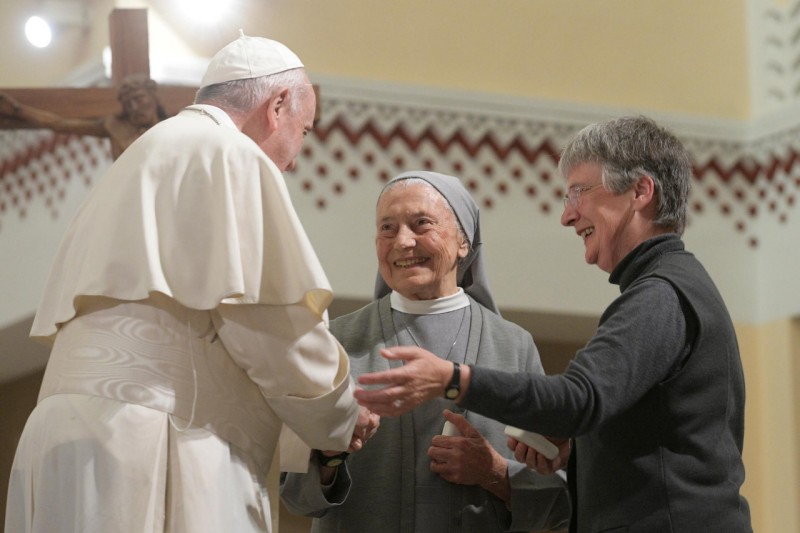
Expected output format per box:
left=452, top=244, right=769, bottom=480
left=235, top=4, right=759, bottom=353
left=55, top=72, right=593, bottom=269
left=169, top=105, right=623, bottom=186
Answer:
left=315, top=405, right=380, bottom=469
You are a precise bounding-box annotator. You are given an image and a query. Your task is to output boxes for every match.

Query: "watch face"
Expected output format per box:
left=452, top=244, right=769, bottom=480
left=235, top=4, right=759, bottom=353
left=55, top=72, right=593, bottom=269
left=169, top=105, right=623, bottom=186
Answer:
left=317, top=451, right=349, bottom=467
left=445, top=387, right=459, bottom=399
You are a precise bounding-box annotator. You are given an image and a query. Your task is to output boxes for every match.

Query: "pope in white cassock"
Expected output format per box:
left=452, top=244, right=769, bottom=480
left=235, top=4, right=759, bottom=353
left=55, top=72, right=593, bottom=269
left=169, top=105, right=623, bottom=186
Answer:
left=5, top=33, right=375, bottom=533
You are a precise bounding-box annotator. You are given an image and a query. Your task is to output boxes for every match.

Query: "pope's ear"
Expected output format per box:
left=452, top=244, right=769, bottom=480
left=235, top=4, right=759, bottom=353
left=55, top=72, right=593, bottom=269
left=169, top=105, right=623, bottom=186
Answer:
left=265, top=88, right=291, bottom=126
left=274, top=88, right=290, bottom=114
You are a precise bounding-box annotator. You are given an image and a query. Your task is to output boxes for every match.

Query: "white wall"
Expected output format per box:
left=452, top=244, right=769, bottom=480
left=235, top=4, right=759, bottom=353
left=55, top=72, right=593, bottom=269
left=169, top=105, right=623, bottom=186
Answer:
left=2, top=78, right=799, bottom=336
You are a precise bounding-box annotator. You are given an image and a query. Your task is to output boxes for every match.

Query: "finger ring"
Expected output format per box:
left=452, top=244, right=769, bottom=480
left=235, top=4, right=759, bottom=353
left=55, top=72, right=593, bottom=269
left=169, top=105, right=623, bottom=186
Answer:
left=393, top=399, right=403, bottom=408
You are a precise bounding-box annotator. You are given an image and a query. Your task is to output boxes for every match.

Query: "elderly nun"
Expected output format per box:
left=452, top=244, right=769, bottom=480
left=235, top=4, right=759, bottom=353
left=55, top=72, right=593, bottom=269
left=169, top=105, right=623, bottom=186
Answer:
left=281, top=171, right=570, bottom=533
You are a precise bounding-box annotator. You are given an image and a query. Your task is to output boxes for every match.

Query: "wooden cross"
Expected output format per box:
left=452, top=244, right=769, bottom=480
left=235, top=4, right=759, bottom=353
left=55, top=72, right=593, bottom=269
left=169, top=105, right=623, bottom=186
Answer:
left=0, top=8, right=321, bottom=135
left=0, top=9, right=196, bottom=130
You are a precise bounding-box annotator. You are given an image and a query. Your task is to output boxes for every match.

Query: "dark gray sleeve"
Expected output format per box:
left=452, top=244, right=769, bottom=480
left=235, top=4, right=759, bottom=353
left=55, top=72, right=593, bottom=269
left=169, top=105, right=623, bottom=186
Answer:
left=503, top=462, right=571, bottom=532
left=474, top=316, right=572, bottom=531
left=280, top=455, right=352, bottom=518
left=461, top=278, right=687, bottom=438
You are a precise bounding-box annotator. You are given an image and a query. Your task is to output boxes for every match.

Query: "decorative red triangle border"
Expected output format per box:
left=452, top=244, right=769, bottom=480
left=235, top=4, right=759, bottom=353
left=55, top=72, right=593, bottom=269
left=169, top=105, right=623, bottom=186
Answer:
left=1, top=101, right=798, bottom=249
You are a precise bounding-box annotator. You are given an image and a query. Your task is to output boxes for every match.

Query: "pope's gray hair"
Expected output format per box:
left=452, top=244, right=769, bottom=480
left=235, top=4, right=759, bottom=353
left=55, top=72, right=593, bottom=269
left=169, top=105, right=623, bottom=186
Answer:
left=194, top=68, right=310, bottom=116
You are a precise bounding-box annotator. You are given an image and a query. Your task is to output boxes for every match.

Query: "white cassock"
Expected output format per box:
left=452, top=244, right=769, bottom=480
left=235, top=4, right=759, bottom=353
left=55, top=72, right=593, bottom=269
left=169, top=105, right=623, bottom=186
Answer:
left=5, top=105, right=359, bottom=533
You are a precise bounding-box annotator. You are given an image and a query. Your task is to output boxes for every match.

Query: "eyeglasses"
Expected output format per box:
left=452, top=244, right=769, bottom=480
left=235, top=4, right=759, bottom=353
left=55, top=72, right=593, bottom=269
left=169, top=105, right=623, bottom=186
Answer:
left=563, top=182, right=603, bottom=208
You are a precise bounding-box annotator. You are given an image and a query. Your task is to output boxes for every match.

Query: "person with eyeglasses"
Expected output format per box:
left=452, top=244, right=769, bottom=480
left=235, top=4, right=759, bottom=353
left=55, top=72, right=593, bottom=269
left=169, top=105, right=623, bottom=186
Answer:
left=354, top=116, right=752, bottom=533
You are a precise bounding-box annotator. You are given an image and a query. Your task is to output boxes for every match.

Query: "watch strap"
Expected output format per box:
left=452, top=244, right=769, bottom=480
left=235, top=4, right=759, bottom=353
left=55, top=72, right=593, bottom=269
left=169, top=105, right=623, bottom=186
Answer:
left=314, top=449, right=349, bottom=468
left=444, top=361, right=461, bottom=399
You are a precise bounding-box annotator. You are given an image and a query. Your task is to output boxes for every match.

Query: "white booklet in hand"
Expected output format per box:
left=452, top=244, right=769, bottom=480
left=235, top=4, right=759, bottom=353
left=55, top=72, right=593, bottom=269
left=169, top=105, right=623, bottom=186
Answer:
left=441, top=420, right=460, bottom=436
left=504, top=426, right=559, bottom=460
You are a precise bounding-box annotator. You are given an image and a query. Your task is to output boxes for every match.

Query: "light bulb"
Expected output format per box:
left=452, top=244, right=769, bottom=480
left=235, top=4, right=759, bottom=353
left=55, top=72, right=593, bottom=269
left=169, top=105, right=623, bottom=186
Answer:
left=25, top=15, right=53, bottom=48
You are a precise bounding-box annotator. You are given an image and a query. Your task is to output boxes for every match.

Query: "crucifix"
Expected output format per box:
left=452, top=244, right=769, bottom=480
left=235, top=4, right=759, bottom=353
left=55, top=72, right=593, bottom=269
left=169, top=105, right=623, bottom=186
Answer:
left=0, top=8, right=322, bottom=160
left=0, top=8, right=197, bottom=159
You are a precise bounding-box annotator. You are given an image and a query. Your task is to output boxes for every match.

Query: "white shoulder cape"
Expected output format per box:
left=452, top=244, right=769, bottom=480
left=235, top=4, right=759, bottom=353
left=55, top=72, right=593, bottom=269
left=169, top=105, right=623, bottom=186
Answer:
left=31, top=106, right=332, bottom=342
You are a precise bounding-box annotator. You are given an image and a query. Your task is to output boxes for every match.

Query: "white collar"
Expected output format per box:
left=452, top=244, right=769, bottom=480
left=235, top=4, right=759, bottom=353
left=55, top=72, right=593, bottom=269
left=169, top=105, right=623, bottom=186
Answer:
left=390, top=288, right=469, bottom=315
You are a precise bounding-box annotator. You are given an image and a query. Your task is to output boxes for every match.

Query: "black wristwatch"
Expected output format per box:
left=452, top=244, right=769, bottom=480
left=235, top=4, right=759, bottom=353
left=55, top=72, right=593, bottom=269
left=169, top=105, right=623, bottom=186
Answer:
left=444, top=361, right=461, bottom=400
left=315, top=449, right=349, bottom=468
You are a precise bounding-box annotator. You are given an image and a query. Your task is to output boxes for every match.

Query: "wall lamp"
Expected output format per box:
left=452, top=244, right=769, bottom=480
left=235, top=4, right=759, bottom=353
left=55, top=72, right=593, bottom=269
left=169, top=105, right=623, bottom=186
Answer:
left=25, top=0, right=90, bottom=48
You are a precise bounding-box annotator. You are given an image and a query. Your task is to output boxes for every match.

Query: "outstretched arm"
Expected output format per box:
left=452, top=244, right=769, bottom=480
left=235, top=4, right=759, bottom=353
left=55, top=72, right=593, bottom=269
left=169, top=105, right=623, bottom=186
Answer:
left=0, top=92, right=106, bottom=137
left=355, top=346, right=472, bottom=416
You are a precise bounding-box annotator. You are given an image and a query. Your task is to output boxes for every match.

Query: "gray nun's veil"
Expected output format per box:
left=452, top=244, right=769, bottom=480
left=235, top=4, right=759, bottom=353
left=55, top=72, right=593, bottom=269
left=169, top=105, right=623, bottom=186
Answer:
left=373, top=170, right=500, bottom=314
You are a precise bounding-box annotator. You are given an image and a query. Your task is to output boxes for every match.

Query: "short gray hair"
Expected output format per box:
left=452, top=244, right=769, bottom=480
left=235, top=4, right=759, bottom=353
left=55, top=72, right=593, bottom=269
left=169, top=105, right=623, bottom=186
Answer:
left=194, top=68, right=310, bottom=116
left=558, top=116, right=692, bottom=234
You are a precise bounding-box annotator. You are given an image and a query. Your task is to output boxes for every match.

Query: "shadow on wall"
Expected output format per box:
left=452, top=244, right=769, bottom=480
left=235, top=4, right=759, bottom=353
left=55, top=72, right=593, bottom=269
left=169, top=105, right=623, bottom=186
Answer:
left=1, top=369, right=43, bottom=527
left=0, top=315, right=50, bottom=385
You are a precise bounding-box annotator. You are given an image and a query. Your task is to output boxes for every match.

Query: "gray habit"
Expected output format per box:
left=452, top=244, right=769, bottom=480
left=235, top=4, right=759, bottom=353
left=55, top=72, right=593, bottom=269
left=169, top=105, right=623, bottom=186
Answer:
left=281, top=295, right=570, bottom=532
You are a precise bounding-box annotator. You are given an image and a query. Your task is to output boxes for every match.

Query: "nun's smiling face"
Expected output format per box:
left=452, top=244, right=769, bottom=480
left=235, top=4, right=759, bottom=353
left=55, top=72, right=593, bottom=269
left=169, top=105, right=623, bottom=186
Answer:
left=375, top=182, right=468, bottom=300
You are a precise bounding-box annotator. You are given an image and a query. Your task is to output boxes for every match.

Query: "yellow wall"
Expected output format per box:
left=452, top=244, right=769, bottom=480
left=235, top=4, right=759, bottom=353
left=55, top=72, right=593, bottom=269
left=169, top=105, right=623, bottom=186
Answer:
left=0, top=0, right=753, bottom=115
left=122, top=0, right=752, bottom=119
left=738, top=317, right=800, bottom=533
left=237, top=0, right=751, bottom=118
left=0, top=0, right=761, bottom=112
